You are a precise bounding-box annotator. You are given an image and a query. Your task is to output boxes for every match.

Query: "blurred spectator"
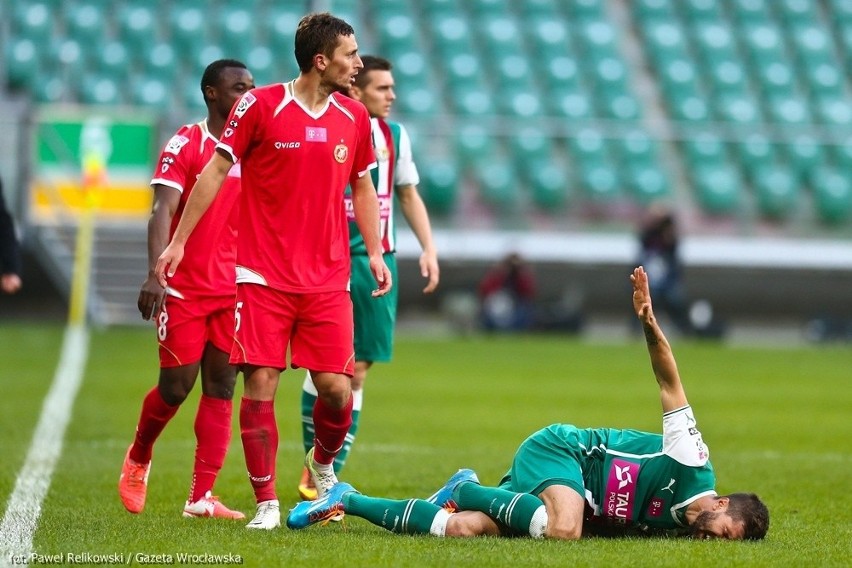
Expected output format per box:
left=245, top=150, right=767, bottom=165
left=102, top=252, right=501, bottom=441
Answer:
left=478, top=252, right=536, bottom=331
left=0, top=177, right=22, bottom=295
left=635, top=205, right=691, bottom=335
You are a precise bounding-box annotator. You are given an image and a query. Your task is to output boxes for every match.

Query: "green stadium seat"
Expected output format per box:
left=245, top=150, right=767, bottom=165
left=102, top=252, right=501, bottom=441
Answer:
left=11, top=2, right=53, bottom=43
left=691, top=163, right=742, bottom=214
left=707, top=59, right=749, bottom=95
left=266, top=6, right=301, bottom=52
left=472, top=0, right=511, bottom=15
left=626, top=163, right=671, bottom=203
left=244, top=46, right=275, bottom=86
left=519, top=0, right=561, bottom=17
left=832, top=137, right=852, bottom=169
left=789, top=23, right=833, bottom=65
left=497, top=55, right=533, bottom=84
left=783, top=135, right=823, bottom=180
left=49, top=38, right=87, bottom=87
left=644, top=21, right=689, bottom=65
left=682, top=133, right=728, bottom=167
left=681, top=0, right=723, bottom=22
left=735, top=133, right=777, bottom=179
left=501, top=87, right=543, bottom=118
left=729, top=0, right=771, bottom=23
left=89, top=40, right=130, bottom=81
left=527, top=18, right=571, bottom=54
left=692, top=22, right=738, bottom=61
left=668, top=91, right=710, bottom=122
left=422, top=0, right=460, bottom=17
left=810, top=166, right=852, bottom=224
left=446, top=53, right=483, bottom=85
left=377, top=12, right=418, bottom=50
left=776, top=0, right=819, bottom=24
left=569, top=0, right=605, bottom=20
left=634, top=0, right=676, bottom=22
left=66, top=3, right=107, bottom=45
left=141, top=42, right=179, bottom=82
left=396, top=86, right=440, bottom=117
left=511, top=127, right=553, bottom=168
left=455, top=123, right=496, bottom=167
left=828, top=0, right=852, bottom=23
left=183, top=76, right=207, bottom=114
left=752, top=163, right=799, bottom=219
left=570, top=129, right=620, bottom=200
left=474, top=161, right=520, bottom=209
left=452, top=84, right=496, bottom=117
left=713, top=93, right=761, bottom=124
left=33, top=75, right=69, bottom=104
left=420, top=160, right=459, bottom=215
left=219, top=7, right=254, bottom=60
left=130, top=76, right=169, bottom=108
left=766, top=95, right=811, bottom=125
left=431, top=14, right=473, bottom=56
left=549, top=86, right=593, bottom=120
left=814, top=95, right=852, bottom=127
left=598, top=91, right=641, bottom=120
left=802, top=62, right=846, bottom=97
left=480, top=15, right=523, bottom=53
left=170, top=6, right=210, bottom=52
left=118, top=5, right=159, bottom=53
left=79, top=73, right=124, bottom=106
left=579, top=19, right=617, bottom=52
left=542, top=55, right=582, bottom=90
left=524, top=159, right=570, bottom=210
left=5, top=38, right=42, bottom=90
left=754, top=61, right=795, bottom=96
left=740, top=22, right=786, bottom=67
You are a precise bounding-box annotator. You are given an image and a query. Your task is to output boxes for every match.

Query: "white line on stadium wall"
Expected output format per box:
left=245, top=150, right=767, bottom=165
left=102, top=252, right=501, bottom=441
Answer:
left=0, top=325, right=89, bottom=563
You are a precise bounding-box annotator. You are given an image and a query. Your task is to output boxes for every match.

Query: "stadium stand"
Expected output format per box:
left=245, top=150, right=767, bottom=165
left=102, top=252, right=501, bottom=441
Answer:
left=2, top=0, right=851, bottom=231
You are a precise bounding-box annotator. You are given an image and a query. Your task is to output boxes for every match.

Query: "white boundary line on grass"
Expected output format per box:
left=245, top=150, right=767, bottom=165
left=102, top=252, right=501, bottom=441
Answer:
left=0, top=325, right=89, bottom=565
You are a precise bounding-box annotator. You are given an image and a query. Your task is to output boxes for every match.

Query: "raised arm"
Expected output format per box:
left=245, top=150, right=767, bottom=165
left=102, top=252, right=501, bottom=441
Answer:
left=631, top=265, right=689, bottom=412
left=154, top=151, right=231, bottom=287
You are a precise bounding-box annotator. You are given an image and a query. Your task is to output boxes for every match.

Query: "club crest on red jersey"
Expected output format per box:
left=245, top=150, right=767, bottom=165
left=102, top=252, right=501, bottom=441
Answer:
left=334, top=143, right=348, bottom=163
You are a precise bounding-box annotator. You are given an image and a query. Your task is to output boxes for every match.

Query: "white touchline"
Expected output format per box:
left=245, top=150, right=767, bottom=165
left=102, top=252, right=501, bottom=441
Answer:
left=0, top=325, right=89, bottom=562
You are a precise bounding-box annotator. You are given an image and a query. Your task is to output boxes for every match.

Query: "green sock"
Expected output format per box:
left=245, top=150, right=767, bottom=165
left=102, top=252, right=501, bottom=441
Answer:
left=454, top=483, right=544, bottom=535
left=300, top=374, right=317, bottom=455
left=344, top=494, right=441, bottom=535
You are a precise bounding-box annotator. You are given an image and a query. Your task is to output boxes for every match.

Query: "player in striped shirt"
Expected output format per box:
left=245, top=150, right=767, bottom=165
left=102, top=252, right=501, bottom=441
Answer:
left=298, top=55, right=439, bottom=500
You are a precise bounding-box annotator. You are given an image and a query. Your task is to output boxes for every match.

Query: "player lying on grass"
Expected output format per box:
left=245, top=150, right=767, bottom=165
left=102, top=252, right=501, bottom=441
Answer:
left=287, top=266, right=769, bottom=540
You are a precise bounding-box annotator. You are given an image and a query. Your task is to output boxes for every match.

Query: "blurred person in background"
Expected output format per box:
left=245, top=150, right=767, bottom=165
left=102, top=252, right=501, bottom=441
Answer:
left=478, top=252, right=536, bottom=332
left=287, top=267, right=769, bottom=541
left=155, top=13, right=390, bottom=530
left=119, top=60, right=254, bottom=520
left=297, top=55, right=440, bottom=500
left=0, top=177, right=23, bottom=295
left=634, top=205, right=692, bottom=336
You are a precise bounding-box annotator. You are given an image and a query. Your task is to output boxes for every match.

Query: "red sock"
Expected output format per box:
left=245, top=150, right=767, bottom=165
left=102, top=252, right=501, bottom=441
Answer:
left=240, top=397, right=278, bottom=503
left=130, top=387, right=180, bottom=464
left=312, top=394, right=353, bottom=465
left=188, top=395, right=233, bottom=502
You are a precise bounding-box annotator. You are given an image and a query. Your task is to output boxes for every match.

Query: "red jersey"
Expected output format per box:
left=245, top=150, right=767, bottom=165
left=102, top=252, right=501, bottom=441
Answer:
left=151, top=120, right=240, bottom=298
left=217, top=82, right=376, bottom=293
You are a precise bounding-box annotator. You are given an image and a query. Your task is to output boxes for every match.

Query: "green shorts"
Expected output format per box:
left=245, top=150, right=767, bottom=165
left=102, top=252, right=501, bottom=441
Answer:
left=351, top=252, right=398, bottom=362
left=498, top=424, right=587, bottom=499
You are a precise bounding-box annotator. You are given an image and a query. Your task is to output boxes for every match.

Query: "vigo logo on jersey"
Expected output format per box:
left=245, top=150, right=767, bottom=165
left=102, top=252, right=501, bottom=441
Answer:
left=604, top=459, right=639, bottom=521
left=274, top=141, right=301, bottom=149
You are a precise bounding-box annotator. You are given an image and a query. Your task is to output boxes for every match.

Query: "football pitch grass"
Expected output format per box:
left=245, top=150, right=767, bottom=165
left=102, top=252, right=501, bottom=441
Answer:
left=1, top=322, right=850, bottom=567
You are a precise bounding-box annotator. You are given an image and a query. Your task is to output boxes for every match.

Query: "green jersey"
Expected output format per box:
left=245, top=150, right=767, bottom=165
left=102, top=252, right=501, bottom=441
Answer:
left=504, top=405, right=715, bottom=535
left=345, top=118, right=419, bottom=256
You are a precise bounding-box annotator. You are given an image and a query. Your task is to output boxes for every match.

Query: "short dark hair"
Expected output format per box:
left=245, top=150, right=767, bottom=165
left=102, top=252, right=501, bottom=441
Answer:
left=200, top=59, right=247, bottom=102
left=353, top=55, right=392, bottom=89
left=294, top=12, right=355, bottom=73
left=724, top=493, right=769, bottom=540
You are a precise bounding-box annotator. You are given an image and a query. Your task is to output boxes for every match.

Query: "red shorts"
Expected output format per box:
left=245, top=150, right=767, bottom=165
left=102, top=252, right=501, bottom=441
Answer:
left=156, top=294, right=236, bottom=368
left=230, top=284, right=355, bottom=376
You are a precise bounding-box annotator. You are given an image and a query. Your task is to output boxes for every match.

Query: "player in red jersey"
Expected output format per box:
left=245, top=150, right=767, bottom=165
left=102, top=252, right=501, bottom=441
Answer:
left=155, top=13, right=391, bottom=530
left=119, top=60, right=254, bottom=520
